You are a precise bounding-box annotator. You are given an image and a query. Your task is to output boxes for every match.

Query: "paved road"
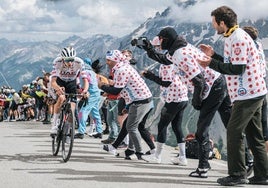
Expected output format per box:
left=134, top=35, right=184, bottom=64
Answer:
left=0, top=121, right=264, bottom=188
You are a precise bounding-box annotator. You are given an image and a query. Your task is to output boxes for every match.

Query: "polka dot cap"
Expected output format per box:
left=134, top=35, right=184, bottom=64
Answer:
left=106, top=50, right=126, bottom=64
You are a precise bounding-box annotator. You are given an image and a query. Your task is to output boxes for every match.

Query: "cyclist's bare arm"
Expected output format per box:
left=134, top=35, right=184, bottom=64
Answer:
left=51, top=76, right=65, bottom=96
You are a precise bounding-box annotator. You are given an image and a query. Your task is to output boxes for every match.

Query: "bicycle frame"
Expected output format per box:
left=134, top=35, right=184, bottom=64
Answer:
left=52, top=93, right=79, bottom=162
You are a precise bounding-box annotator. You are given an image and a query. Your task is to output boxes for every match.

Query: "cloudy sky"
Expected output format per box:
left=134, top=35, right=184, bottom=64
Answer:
left=0, top=0, right=268, bottom=42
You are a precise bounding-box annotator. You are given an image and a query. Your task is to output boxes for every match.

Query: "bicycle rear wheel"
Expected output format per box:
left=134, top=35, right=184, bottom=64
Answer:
left=62, top=104, right=75, bottom=162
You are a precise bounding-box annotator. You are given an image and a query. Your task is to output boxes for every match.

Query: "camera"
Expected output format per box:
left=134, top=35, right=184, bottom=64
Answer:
left=131, top=37, right=147, bottom=47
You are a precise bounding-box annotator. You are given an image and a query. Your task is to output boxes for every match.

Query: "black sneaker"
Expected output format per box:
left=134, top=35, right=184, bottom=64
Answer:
left=120, top=149, right=135, bottom=160
left=92, top=132, right=102, bottom=139
left=103, top=129, right=109, bottom=135
left=43, top=120, right=51, bottom=124
left=101, top=138, right=115, bottom=144
left=74, top=133, right=84, bottom=139
left=135, top=152, right=144, bottom=160
left=249, top=176, right=268, bottom=185
left=217, top=176, right=249, bottom=186
left=124, top=151, right=144, bottom=160
left=189, top=168, right=208, bottom=178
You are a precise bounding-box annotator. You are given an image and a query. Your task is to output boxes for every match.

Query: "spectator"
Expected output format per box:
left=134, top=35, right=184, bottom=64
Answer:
left=138, top=27, right=232, bottom=178
left=198, top=6, right=268, bottom=186
left=99, top=50, right=155, bottom=159
left=74, top=58, right=103, bottom=139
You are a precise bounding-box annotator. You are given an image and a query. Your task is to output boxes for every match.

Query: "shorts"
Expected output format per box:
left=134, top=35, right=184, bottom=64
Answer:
left=56, top=77, right=77, bottom=103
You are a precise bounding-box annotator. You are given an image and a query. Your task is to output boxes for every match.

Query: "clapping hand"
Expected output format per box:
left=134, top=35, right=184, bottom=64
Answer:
left=199, top=44, right=214, bottom=57
left=197, top=55, right=212, bottom=68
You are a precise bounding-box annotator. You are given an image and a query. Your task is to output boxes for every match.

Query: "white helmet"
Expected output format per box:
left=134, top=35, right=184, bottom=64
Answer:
left=61, top=46, right=76, bottom=58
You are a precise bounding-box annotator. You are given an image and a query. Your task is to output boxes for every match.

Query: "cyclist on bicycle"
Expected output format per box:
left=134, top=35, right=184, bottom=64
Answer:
left=50, top=46, right=85, bottom=135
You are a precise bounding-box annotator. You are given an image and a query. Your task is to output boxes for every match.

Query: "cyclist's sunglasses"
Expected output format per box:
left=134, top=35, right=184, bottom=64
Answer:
left=63, top=58, right=74, bottom=63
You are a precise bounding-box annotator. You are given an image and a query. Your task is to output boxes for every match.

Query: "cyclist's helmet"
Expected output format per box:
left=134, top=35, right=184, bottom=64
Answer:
left=61, top=46, right=76, bottom=58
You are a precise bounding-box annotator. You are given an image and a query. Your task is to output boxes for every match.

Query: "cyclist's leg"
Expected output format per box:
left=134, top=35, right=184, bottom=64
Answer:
left=50, top=95, right=65, bottom=133
left=50, top=78, right=66, bottom=134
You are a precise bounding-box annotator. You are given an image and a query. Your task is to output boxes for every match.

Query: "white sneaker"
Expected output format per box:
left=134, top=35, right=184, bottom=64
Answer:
left=50, top=126, right=58, bottom=134
left=4, top=117, right=10, bottom=122
left=142, top=154, right=161, bottom=164
left=103, top=144, right=117, bottom=155
left=88, top=131, right=97, bottom=137
left=171, top=156, right=188, bottom=166
left=65, top=136, right=71, bottom=144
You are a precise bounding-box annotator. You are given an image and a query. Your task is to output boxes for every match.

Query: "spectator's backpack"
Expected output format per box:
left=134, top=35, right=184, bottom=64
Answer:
left=185, top=134, right=199, bottom=159
left=185, top=133, right=220, bottom=159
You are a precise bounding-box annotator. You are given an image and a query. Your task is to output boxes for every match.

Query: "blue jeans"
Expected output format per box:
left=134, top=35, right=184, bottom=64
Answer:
left=107, top=100, right=120, bottom=139
left=78, top=95, right=102, bottom=134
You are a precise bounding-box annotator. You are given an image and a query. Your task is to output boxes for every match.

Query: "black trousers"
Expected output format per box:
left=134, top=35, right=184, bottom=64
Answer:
left=195, top=75, right=232, bottom=169
left=157, top=101, right=188, bottom=143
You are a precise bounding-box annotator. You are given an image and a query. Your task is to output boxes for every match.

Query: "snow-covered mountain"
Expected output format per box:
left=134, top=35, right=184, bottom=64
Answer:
left=1, top=2, right=268, bottom=158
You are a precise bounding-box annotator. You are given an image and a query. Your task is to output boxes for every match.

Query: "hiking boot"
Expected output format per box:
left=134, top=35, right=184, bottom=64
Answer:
left=217, top=176, right=249, bottom=186
left=248, top=176, right=268, bottom=185
left=142, top=154, right=161, bottom=164
left=103, top=144, right=117, bottom=155
left=74, top=133, right=84, bottom=139
left=189, top=168, right=209, bottom=178
left=171, top=156, right=188, bottom=166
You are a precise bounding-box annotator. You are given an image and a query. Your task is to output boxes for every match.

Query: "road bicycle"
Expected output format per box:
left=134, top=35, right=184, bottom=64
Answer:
left=51, top=93, right=79, bottom=162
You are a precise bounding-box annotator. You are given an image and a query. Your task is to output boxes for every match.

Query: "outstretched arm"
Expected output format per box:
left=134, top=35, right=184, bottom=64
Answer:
left=142, top=70, right=172, bottom=87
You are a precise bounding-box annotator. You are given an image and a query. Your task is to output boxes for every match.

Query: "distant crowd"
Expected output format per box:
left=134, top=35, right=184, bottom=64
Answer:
left=0, top=72, right=51, bottom=123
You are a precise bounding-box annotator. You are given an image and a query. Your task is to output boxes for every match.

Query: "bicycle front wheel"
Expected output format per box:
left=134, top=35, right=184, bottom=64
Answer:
left=52, top=132, right=61, bottom=156
left=52, top=113, right=64, bottom=156
left=61, top=104, right=75, bottom=162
